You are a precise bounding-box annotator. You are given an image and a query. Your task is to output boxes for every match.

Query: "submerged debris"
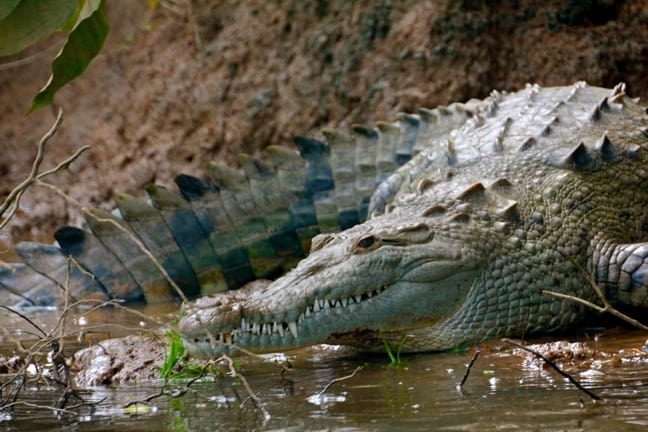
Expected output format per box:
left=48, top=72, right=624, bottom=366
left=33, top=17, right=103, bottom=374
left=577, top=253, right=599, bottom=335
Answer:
left=511, top=339, right=648, bottom=370
left=71, top=334, right=166, bottom=386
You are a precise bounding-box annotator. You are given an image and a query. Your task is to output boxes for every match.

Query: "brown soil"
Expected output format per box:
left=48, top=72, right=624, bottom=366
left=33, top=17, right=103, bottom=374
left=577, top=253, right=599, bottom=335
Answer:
left=0, top=0, right=646, bottom=251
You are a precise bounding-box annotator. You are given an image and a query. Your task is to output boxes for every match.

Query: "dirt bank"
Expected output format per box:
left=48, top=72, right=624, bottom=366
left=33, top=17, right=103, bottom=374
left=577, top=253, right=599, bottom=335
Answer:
left=1, top=0, right=646, bottom=249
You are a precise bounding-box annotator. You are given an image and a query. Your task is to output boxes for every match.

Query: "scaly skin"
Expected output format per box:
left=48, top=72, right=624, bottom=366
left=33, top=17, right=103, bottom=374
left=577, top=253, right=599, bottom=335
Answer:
left=177, top=83, right=648, bottom=357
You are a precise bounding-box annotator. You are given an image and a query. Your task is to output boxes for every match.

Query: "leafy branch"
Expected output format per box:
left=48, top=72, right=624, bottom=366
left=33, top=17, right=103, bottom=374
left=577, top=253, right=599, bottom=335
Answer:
left=0, top=0, right=109, bottom=112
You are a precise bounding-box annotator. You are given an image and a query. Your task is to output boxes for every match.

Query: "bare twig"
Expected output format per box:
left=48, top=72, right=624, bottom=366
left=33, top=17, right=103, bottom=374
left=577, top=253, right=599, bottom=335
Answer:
left=88, top=211, right=188, bottom=303
left=317, top=364, right=364, bottom=396
left=0, top=109, right=63, bottom=227
left=0, top=110, right=90, bottom=230
left=458, top=351, right=480, bottom=389
left=122, top=364, right=209, bottom=409
left=37, top=145, right=91, bottom=179
left=0, top=305, right=48, bottom=338
left=121, top=354, right=269, bottom=420
left=542, top=290, right=648, bottom=331
left=0, top=111, right=121, bottom=418
left=184, top=0, right=203, bottom=51
left=220, top=355, right=266, bottom=413
left=543, top=255, right=648, bottom=331
left=34, top=179, right=189, bottom=303
left=503, top=338, right=601, bottom=401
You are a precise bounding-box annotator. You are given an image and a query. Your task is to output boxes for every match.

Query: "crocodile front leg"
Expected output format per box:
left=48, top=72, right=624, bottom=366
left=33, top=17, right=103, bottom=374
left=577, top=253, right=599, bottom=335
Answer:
left=598, top=243, right=648, bottom=308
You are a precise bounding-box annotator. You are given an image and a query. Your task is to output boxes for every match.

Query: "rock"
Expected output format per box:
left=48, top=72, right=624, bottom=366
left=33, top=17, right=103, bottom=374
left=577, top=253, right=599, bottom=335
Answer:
left=71, top=334, right=166, bottom=387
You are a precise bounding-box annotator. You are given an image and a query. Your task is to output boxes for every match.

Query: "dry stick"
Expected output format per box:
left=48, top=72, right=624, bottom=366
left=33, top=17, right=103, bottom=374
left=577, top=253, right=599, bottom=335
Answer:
left=122, top=365, right=209, bottom=409
left=89, top=213, right=189, bottom=303
left=1, top=400, right=88, bottom=417
left=35, top=182, right=189, bottom=303
left=49, top=259, right=73, bottom=377
left=0, top=110, right=86, bottom=270
left=0, top=109, right=63, bottom=224
left=543, top=256, right=648, bottom=331
left=0, top=305, right=48, bottom=338
left=82, top=300, right=164, bottom=326
left=0, top=109, right=90, bottom=230
left=184, top=0, right=203, bottom=50
left=220, top=355, right=266, bottom=410
left=121, top=354, right=266, bottom=417
left=62, top=296, right=163, bottom=326
left=317, top=364, right=364, bottom=396
left=543, top=290, right=648, bottom=331
left=458, top=351, right=480, bottom=389
left=0, top=112, right=101, bottom=415
left=503, top=338, right=601, bottom=401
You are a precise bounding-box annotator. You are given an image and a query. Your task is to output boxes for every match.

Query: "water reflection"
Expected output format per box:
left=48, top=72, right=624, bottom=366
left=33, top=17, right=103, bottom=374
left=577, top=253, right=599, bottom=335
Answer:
left=0, top=303, right=646, bottom=430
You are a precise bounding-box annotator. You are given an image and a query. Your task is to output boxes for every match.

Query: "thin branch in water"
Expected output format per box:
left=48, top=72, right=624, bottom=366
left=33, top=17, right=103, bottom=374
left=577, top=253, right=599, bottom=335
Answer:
left=122, top=364, right=209, bottom=409
left=121, top=354, right=268, bottom=419
left=219, top=355, right=265, bottom=410
left=317, top=364, right=364, bottom=396
left=0, top=305, right=48, bottom=338
left=457, top=350, right=480, bottom=390
left=503, top=338, right=601, bottom=402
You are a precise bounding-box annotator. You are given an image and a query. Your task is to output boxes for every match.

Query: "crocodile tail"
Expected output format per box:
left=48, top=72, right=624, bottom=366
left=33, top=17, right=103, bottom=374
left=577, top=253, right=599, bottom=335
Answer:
left=1, top=111, right=456, bottom=307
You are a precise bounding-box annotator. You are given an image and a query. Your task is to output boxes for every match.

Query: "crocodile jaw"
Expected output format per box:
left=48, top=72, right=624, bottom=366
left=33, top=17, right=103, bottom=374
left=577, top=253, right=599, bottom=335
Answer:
left=177, top=221, right=481, bottom=357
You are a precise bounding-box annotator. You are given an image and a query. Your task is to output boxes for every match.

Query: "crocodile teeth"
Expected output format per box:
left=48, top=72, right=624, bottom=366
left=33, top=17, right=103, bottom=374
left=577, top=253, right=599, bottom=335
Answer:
left=354, top=295, right=362, bottom=303
left=318, top=299, right=325, bottom=309
left=240, top=318, right=247, bottom=333
left=224, top=333, right=232, bottom=344
left=304, top=307, right=311, bottom=318
left=276, top=322, right=284, bottom=337
left=313, top=300, right=321, bottom=312
left=288, top=321, right=298, bottom=339
left=341, top=298, right=349, bottom=307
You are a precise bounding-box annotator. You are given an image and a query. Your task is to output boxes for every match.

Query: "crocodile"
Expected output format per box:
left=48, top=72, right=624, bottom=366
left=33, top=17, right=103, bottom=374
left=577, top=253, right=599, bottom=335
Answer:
left=1, top=83, right=647, bottom=357
left=177, top=82, right=648, bottom=356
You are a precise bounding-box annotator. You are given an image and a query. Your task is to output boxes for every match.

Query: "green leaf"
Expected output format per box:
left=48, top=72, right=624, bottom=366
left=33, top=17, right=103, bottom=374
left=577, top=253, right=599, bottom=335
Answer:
left=161, top=332, right=186, bottom=380
left=0, top=0, right=80, bottom=56
left=61, top=0, right=102, bottom=30
left=29, top=0, right=108, bottom=113
left=0, top=1, right=20, bottom=23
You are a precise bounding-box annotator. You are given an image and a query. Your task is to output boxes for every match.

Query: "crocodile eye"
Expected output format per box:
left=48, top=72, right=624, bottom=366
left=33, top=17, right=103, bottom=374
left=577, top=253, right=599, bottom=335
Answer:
left=357, top=235, right=376, bottom=249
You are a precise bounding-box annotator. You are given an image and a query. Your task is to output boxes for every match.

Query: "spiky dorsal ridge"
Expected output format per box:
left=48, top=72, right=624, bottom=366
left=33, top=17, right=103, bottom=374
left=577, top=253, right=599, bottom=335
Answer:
left=368, top=82, right=647, bottom=217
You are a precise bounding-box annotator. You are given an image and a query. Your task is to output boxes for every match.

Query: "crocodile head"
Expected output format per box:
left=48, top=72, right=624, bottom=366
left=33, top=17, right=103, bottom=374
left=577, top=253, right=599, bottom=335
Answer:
left=177, top=210, right=486, bottom=356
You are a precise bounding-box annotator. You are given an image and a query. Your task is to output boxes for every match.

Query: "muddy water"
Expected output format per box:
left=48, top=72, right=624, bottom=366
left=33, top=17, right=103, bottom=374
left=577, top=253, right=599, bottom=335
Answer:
left=0, top=304, right=646, bottom=431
